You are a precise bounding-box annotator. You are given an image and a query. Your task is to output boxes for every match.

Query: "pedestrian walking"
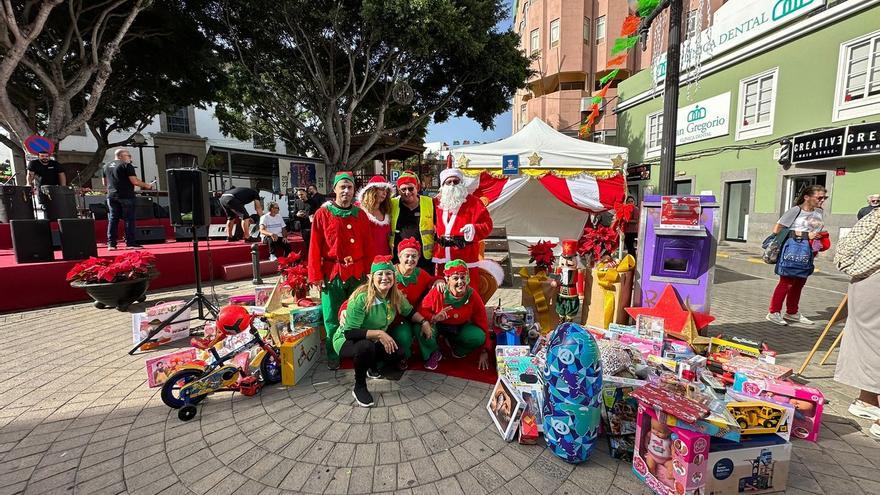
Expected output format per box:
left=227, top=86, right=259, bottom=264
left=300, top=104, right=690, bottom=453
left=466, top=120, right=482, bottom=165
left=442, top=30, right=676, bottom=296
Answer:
left=833, top=208, right=880, bottom=438
left=766, top=185, right=827, bottom=326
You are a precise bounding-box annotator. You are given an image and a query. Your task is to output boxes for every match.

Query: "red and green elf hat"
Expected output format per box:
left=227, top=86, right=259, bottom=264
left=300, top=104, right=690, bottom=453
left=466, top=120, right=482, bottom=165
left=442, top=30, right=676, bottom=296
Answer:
left=333, top=171, right=354, bottom=187
left=443, top=259, right=469, bottom=277
left=370, top=255, right=395, bottom=274
left=396, top=170, right=419, bottom=190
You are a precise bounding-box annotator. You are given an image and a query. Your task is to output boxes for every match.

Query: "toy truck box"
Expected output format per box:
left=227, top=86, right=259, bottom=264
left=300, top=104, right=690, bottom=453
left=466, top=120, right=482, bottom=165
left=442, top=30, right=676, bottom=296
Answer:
left=706, top=435, right=791, bottom=495
left=737, top=378, right=824, bottom=442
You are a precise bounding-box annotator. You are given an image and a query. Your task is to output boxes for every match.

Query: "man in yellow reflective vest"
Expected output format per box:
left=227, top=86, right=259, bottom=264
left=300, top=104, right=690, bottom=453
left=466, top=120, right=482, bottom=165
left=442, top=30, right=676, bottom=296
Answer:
left=389, top=170, right=435, bottom=273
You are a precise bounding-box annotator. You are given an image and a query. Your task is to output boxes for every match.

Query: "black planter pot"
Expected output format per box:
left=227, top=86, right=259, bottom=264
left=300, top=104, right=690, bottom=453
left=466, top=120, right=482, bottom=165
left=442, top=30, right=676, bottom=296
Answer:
left=71, top=271, right=159, bottom=311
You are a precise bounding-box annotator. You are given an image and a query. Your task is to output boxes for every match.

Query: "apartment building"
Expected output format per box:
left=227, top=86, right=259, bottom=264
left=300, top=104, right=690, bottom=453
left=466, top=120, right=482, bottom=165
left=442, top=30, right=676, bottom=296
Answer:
left=511, top=0, right=724, bottom=143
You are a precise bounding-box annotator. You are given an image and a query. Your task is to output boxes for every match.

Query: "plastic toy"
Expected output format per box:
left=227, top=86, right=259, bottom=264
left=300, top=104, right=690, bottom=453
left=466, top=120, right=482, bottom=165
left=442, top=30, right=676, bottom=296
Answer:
left=161, top=305, right=281, bottom=421
left=543, top=322, right=603, bottom=464
left=738, top=378, right=824, bottom=441
left=492, top=305, right=534, bottom=346
left=725, top=401, right=788, bottom=435
left=706, top=437, right=791, bottom=495
left=632, top=404, right=710, bottom=495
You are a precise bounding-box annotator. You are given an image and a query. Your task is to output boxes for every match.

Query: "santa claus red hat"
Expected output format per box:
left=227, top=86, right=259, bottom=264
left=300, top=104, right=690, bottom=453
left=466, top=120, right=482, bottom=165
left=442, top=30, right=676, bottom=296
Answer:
left=356, top=175, right=394, bottom=203
left=439, top=157, right=463, bottom=185
left=397, top=237, right=421, bottom=254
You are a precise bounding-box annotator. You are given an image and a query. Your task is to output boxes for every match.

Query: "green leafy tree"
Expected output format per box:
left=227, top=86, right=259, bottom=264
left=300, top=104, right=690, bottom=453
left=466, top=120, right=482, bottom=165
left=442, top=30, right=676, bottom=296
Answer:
left=200, top=0, right=531, bottom=176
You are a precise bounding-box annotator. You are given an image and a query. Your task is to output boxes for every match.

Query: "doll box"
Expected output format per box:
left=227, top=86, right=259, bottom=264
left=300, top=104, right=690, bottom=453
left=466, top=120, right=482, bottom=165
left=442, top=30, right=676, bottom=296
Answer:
left=706, top=436, right=791, bottom=495
left=632, top=405, right=710, bottom=495
left=145, top=348, right=197, bottom=388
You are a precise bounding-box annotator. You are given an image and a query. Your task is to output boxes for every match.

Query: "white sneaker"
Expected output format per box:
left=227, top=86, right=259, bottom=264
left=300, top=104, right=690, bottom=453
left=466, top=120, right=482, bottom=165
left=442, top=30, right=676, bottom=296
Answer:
left=870, top=422, right=880, bottom=439
left=766, top=312, right=788, bottom=326
left=784, top=312, right=814, bottom=325
left=848, top=400, right=880, bottom=420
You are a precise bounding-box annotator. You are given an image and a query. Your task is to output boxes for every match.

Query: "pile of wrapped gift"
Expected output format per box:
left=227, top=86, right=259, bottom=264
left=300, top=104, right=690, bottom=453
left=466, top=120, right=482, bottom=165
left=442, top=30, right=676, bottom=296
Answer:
left=494, top=281, right=826, bottom=495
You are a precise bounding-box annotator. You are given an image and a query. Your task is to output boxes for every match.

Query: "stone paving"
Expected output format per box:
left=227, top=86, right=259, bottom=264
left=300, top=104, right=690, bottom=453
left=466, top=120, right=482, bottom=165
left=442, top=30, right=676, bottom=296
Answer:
left=0, top=253, right=878, bottom=495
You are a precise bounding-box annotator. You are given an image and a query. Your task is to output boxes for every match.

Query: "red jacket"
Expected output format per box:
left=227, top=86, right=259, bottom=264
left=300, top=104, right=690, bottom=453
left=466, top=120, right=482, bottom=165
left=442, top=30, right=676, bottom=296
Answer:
left=419, top=286, right=490, bottom=350
left=308, top=204, right=373, bottom=283
left=432, top=194, right=493, bottom=265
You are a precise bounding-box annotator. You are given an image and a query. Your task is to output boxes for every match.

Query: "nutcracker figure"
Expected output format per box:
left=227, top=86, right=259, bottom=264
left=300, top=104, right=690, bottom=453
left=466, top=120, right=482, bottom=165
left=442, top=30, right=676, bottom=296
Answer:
left=551, top=239, right=581, bottom=321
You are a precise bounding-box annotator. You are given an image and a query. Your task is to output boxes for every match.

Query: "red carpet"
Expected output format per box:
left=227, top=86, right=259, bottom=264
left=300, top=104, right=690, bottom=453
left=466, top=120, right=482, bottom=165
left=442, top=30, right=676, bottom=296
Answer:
left=340, top=349, right=497, bottom=385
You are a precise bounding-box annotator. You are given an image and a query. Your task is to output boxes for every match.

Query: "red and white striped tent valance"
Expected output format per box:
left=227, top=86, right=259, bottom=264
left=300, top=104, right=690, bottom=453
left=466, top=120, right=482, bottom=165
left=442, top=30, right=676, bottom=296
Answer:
left=463, top=171, right=625, bottom=212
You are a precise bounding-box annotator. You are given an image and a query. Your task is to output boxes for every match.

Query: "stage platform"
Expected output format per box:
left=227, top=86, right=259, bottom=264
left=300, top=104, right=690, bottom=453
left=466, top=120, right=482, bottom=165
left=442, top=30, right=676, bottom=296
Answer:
left=0, top=218, right=305, bottom=313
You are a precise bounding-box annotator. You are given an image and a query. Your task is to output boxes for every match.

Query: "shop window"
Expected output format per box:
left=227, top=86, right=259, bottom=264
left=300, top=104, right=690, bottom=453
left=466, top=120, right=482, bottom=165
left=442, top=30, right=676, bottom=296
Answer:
left=584, top=17, right=590, bottom=44
left=736, top=68, right=778, bottom=140
left=530, top=28, right=540, bottom=55
left=166, top=107, right=191, bottom=134
left=645, top=112, right=663, bottom=158
left=596, top=16, right=606, bottom=45
left=833, top=30, right=880, bottom=122
left=550, top=19, right=560, bottom=47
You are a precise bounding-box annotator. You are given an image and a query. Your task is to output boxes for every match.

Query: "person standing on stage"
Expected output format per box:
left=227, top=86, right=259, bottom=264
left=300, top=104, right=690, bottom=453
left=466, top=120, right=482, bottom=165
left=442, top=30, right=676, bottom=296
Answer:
left=309, top=172, right=374, bottom=370
left=432, top=166, right=494, bottom=290
left=27, top=152, right=66, bottom=210
left=306, top=184, right=326, bottom=214
left=219, top=186, right=264, bottom=242
left=389, top=170, right=435, bottom=272
left=103, top=148, right=153, bottom=250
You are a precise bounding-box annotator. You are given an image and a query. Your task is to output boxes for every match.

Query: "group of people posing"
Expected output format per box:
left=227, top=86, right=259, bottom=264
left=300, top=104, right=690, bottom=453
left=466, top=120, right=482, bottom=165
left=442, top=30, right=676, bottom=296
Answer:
left=308, top=168, right=495, bottom=408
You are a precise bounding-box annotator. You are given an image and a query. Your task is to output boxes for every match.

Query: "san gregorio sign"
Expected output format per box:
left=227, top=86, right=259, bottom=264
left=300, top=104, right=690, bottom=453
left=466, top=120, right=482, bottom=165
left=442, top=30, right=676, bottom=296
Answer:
left=792, top=122, right=880, bottom=163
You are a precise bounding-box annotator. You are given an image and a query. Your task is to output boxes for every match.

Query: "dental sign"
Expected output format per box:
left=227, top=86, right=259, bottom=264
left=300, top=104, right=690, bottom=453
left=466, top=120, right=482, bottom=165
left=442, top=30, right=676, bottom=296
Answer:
left=675, top=92, right=731, bottom=145
left=653, top=0, right=822, bottom=81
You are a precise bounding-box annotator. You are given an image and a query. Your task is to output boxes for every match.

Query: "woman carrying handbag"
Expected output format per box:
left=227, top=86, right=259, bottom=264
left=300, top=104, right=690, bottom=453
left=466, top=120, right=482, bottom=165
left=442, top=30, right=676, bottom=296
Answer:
left=766, top=185, right=827, bottom=326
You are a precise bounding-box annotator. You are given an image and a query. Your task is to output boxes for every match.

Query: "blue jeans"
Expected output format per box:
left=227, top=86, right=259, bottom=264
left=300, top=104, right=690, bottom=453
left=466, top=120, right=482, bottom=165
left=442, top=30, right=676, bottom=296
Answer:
left=107, top=197, right=137, bottom=247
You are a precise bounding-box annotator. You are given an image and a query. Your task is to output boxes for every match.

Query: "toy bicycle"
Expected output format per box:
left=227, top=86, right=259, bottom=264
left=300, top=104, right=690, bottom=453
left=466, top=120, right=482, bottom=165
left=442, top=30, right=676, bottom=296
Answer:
left=160, top=305, right=281, bottom=421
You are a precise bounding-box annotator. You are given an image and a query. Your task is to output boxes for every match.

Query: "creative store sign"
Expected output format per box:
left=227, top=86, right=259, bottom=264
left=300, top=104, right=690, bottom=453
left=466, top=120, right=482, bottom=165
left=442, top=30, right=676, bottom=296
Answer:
left=792, top=122, right=880, bottom=163
left=653, top=0, right=822, bottom=81
left=676, top=93, right=731, bottom=145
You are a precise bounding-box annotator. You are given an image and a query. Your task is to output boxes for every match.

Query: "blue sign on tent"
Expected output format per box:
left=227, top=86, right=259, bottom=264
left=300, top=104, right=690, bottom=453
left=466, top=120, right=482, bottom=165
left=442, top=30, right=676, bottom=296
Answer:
left=502, top=154, right=519, bottom=175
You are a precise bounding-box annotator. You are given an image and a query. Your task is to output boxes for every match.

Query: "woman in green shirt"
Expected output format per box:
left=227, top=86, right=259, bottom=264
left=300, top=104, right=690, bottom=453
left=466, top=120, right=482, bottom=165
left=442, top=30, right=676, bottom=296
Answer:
left=335, top=255, right=432, bottom=407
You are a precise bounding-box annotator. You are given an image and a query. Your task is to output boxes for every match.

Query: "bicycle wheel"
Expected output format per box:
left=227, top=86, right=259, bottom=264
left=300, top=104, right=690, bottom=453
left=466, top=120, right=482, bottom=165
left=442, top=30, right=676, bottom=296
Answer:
left=161, top=369, right=205, bottom=409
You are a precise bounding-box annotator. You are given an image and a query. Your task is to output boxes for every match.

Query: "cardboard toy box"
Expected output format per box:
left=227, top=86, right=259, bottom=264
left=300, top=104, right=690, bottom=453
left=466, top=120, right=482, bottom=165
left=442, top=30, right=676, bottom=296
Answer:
left=280, top=327, right=320, bottom=386
left=131, top=300, right=192, bottom=345
left=737, top=378, right=824, bottom=442
left=601, top=385, right=639, bottom=461
left=706, top=435, right=791, bottom=495
left=632, top=405, right=710, bottom=495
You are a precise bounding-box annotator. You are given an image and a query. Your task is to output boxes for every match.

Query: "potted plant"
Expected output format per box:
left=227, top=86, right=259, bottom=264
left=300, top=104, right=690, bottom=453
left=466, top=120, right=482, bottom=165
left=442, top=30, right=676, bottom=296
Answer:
left=67, top=251, right=159, bottom=310
left=277, top=252, right=311, bottom=303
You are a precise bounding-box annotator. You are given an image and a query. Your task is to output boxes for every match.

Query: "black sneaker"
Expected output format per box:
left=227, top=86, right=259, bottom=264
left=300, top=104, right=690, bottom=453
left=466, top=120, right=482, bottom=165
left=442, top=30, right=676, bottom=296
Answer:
left=126, top=244, right=144, bottom=250
left=352, top=385, right=374, bottom=407
left=107, top=245, right=117, bottom=251
left=367, top=367, right=382, bottom=380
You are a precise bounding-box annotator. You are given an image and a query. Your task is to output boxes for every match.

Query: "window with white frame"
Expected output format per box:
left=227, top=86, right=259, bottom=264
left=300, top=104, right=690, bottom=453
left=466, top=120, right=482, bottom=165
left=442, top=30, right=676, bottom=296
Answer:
left=646, top=112, right=663, bottom=157
left=736, top=68, right=778, bottom=140
left=550, top=19, right=560, bottom=46
left=833, top=30, right=880, bottom=122
left=685, top=10, right=699, bottom=40
left=530, top=28, right=540, bottom=54
left=520, top=104, right=527, bottom=129
left=596, top=16, right=606, bottom=45
left=584, top=17, right=590, bottom=44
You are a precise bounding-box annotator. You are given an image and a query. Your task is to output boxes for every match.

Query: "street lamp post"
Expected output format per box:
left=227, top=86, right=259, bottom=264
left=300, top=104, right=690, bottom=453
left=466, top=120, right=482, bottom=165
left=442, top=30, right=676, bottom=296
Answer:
left=640, top=0, right=684, bottom=196
left=131, top=132, right=158, bottom=185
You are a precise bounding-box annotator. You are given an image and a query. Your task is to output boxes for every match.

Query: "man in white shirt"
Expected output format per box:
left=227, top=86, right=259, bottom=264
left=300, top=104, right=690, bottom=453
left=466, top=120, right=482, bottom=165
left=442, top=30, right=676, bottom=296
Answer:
left=259, top=202, right=291, bottom=260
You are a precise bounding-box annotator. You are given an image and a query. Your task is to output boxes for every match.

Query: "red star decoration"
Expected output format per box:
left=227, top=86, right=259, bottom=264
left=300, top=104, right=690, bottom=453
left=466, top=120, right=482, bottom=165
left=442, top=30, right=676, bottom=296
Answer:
left=625, top=284, right=714, bottom=333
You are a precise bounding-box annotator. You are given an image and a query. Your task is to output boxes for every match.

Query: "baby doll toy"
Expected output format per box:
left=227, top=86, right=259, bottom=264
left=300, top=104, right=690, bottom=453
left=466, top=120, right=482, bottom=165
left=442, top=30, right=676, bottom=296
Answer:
left=645, top=418, right=675, bottom=485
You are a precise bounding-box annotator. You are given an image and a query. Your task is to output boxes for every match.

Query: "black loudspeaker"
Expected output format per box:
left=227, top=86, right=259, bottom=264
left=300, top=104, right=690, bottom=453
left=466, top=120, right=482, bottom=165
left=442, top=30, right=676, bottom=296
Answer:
left=136, top=226, right=166, bottom=244
left=41, top=185, right=77, bottom=220
left=174, top=225, right=208, bottom=241
left=135, top=196, right=156, bottom=219
left=0, top=186, right=35, bottom=223
left=167, top=168, right=210, bottom=227
left=89, top=203, right=109, bottom=220
left=58, top=218, right=98, bottom=260
left=10, top=219, right=54, bottom=263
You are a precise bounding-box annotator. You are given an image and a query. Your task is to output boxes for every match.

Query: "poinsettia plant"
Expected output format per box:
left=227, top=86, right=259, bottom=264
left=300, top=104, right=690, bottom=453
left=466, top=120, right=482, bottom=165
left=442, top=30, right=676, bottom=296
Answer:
left=277, top=251, right=309, bottom=296
left=527, top=240, right=557, bottom=272
left=66, top=251, right=158, bottom=284
left=577, top=225, right=620, bottom=265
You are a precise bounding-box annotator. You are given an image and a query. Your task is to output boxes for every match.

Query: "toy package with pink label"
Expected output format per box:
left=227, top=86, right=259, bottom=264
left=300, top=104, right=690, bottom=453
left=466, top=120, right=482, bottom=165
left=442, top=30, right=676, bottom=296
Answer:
left=737, top=378, right=824, bottom=442
left=632, top=404, right=710, bottom=495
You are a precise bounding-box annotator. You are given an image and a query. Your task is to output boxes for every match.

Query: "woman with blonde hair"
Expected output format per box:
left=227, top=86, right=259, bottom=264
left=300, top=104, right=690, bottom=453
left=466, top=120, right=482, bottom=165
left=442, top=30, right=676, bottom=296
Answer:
left=357, top=175, right=394, bottom=256
left=334, top=255, right=433, bottom=407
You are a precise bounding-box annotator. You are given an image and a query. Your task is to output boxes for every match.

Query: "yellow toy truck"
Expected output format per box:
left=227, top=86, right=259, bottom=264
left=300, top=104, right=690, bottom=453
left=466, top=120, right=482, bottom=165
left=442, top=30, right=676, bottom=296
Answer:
left=726, top=401, right=789, bottom=435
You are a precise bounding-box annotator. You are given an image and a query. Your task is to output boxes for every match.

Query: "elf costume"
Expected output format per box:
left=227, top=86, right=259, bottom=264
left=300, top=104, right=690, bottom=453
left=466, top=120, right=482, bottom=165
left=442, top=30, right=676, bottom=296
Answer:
left=432, top=167, right=496, bottom=291
left=308, top=172, right=374, bottom=363
left=388, top=237, right=438, bottom=361
left=419, top=260, right=490, bottom=358
left=356, top=175, right=394, bottom=257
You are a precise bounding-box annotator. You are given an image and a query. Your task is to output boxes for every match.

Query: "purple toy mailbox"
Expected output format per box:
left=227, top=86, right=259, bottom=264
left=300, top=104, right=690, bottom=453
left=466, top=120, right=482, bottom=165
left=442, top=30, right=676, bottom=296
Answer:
left=634, top=195, right=720, bottom=313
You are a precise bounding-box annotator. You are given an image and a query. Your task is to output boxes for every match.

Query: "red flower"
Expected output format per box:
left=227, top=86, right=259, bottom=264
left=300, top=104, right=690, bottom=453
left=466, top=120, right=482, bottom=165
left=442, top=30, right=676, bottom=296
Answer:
left=66, top=251, right=156, bottom=284
left=528, top=240, right=557, bottom=271
left=577, top=225, right=620, bottom=264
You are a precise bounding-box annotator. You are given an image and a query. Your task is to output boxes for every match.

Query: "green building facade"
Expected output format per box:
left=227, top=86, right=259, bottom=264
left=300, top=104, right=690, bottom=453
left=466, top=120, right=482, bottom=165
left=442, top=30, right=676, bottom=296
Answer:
left=616, top=0, right=880, bottom=246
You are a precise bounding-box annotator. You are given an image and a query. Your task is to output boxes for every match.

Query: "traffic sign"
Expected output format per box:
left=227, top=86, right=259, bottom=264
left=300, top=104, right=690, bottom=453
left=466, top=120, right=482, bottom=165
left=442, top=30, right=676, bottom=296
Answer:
left=390, top=170, right=401, bottom=182
left=23, top=135, right=55, bottom=155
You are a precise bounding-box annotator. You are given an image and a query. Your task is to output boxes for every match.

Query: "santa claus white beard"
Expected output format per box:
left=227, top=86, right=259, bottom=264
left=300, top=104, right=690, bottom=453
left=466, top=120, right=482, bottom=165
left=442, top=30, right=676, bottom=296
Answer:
left=438, top=183, right=468, bottom=211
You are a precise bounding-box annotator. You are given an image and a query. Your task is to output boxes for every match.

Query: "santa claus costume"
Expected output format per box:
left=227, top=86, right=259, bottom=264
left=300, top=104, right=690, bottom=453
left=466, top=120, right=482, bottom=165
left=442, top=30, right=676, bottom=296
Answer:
left=309, top=172, right=374, bottom=367
left=432, top=166, right=501, bottom=291
left=356, top=175, right=394, bottom=256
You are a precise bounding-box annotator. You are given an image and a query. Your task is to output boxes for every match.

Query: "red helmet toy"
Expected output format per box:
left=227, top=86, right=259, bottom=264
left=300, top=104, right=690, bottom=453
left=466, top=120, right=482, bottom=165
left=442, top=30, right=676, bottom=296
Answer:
left=216, top=305, right=252, bottom=339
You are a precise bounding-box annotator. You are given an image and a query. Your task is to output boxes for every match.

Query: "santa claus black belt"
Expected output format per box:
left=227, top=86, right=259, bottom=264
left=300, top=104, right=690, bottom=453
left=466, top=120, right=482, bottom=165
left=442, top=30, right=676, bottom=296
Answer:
left=436, top=235, right=466, bottom=248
